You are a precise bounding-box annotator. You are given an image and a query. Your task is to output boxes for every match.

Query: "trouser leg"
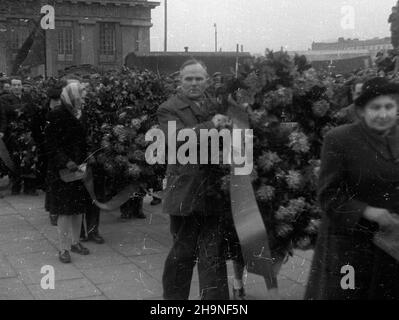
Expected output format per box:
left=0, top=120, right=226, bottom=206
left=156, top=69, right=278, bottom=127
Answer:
left=10, top=170, right=21, bottom=193
left=82, top=202, right=100, bottom=237
left=71, top=214, right=83, bottom=246
left=57, top=215, right=71, bottom=251
left=23, top=178, right=36, bottom=193
left=197, top=216, right=229, bottom=300
left=9, top=151, right=21, bottom=193
left=162, top=215, right=200, bottom=300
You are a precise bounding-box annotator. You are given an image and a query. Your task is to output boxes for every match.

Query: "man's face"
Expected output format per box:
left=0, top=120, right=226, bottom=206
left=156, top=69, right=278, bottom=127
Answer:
left=11, top=80, right=22, bottom=96
left=23, top=84, right=32, bottom=94
left=179, top=64, right=208, bottom=100
left=3, top=83, right=11, bottom=93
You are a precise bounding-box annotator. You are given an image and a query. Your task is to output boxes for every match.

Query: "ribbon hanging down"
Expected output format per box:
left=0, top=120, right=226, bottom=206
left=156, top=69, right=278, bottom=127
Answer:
left=0, top=138, right=15, bottom=173
left=0, top=138, right=15, bottom=191
left=59, top=164, right=140, bottom=211
left=227, top=98, right=278, bottom=290
left=83, top=166, right=140, bottom=211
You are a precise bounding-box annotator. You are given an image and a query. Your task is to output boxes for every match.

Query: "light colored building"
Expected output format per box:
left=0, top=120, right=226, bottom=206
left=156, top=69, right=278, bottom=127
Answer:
left=0, top=0, right=159, bottom=76
left=311, top=37, right=392, bottom=54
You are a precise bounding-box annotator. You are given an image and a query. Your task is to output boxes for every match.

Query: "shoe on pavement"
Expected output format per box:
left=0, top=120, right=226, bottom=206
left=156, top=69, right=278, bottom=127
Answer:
left=88, top=233, right=105, bottom=244
left=71, top=243, right=90, bottom=255
left=59, top=250, right=71, bottom=263
left=232, top=287, right=246, bottom=300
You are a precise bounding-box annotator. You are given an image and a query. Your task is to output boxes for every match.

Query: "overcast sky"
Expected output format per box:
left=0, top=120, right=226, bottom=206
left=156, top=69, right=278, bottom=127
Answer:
left=150, top=0, right=397, bottom=54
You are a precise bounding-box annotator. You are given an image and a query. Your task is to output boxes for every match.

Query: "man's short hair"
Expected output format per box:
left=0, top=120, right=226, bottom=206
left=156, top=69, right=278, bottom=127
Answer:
left=10, top=76, right=22, bottom=83
left=179, top=59, right=208, bottom=74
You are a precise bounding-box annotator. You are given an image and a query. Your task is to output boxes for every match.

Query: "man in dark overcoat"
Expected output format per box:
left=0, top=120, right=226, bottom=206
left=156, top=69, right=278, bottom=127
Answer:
left=0, top=78, right=39, bottom=195
left=157, top=59, right=231, bottom=300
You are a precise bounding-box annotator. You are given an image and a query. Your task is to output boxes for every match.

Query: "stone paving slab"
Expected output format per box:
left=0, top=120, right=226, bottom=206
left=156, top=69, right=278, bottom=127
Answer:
left=0, top=277, right=34, bottom=300
left=27, top=278, right=102, bottom=300
left=106, top=231, right=169, bottom=257
left=0, top=193, right=312, bottom=300
left=70, top=244, right=131, bottom=270
left=128, top=253, right=169, bottom=272
left=7, top=251, right=85, bottom=285
left=97, top=276, right=163, bottom=300
left=0, top=239, right=56, bottom=256
left=81, top=263, right=149, bottom=285
left=0, top=229, right=45, bottom=244
left=0, top=254, right=16, bottom=278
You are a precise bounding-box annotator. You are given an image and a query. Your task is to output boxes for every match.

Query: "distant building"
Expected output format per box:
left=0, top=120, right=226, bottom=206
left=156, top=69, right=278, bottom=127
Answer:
left=311, top=37, right=392, bottom=53
left=0, top=0, right=159, bottom=76
left=288, top=50, right=372, bottom=74
left=125, top=51, right=253, bottom=75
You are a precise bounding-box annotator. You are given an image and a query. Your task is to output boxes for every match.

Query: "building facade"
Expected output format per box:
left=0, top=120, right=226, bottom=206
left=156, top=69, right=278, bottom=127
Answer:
left=311, top=37, right=392, bottom=53
left=0, top=0, right=159, bottom=76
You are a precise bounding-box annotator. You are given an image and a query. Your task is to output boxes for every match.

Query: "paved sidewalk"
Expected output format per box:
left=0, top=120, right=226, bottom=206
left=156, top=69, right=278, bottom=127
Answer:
left=0, top=192, right=312, bottom=300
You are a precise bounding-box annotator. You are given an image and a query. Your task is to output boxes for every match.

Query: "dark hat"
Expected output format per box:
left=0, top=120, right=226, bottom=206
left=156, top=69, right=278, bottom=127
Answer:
left=354, top=77, right=399, bottom=107
left=22, top=79, right=34, bottom=86
left=47, top=84, right=63, bottom=100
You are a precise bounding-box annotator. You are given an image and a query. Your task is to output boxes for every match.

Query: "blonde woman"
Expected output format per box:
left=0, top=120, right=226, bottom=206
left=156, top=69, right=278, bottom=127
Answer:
left=45, top=81, right=90, bottom=263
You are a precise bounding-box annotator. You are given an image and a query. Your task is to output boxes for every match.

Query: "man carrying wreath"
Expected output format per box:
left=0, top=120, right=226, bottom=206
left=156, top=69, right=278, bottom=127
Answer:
left=157, top=59, right=231, bottom=300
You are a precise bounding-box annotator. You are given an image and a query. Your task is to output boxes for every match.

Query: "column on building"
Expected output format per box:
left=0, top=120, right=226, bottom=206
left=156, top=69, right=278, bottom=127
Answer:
left=0, top=19, right=7, bottom=74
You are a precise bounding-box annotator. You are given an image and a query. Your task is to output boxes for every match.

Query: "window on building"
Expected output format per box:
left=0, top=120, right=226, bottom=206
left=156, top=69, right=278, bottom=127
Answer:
left=99, top=23, right=116, bottom=62
left=57, top=21, right=74, bottom=62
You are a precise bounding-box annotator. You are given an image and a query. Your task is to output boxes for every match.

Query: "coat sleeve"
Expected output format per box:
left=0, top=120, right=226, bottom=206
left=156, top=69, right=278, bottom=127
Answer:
left=317, top=130, right=368, bottom=233
left=45, top=111, right=71, bottom=170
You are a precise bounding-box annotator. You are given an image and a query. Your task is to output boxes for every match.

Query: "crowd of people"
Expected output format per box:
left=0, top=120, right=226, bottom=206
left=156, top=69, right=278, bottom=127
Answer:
left=1, top=57, right=399, bottom=300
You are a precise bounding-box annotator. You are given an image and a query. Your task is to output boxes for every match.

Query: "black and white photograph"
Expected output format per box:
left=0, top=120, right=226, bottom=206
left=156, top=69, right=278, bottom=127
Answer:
left=0, top=0, right=399, bottom=306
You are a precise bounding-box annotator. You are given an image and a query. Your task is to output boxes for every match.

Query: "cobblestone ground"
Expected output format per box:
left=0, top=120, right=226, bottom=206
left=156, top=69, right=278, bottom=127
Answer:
left=0, top=191, right=312, bottom=300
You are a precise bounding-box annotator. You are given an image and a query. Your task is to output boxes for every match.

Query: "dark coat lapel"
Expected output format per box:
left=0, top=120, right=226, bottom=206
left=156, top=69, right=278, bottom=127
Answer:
left=176, top=92, right=211, bottom=122
left=359, top=121, right=399, bottom=162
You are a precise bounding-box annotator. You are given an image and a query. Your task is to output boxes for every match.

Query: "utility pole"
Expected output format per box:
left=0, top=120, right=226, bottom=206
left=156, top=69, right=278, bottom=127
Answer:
left=214, top=23, right=217, bottom=52
left=164, top=0, right=167, bottom=52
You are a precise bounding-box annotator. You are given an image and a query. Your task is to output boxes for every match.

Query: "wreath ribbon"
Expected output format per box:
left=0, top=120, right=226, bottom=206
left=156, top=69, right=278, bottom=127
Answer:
left=0, top=138, right=15, bottom=191
left=227, top=98, right=278, bottom=289
left=82, top=166, right=140, bottom=211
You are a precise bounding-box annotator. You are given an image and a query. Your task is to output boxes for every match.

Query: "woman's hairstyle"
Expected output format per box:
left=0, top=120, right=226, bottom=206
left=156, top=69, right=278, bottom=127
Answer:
left=61, top=81, right=85, bottom=112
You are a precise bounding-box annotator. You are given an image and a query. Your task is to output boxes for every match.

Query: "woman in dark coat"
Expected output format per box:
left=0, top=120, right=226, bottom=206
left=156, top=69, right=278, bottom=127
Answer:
left=45, top=82, right=91, bottom=263
left=305, top=77, right=399, bottom=300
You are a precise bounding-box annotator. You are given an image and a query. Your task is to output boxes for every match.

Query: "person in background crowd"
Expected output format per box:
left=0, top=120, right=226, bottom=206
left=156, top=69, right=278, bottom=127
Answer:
left=43, top=83, right=64, bottom=226
left=306, top=77, right=399, bottom=300
left=0, top=77, right=39, bottom=195
left=157, top=59, right=230, bottom=300
left=1, top=79, right=11, bottom=97
left=45, top=81, right=91, bottom=263
left=335, top=79, right=364, bottom=124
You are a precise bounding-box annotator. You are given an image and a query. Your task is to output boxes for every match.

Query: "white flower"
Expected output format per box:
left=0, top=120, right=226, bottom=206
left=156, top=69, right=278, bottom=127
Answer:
left=288, top=131, right=310, bottom=153
left=258, top=151, right=282, bottom=172
left=256, top=185, right=275, bottom=202
left=285, top=170, right=302, bottom=190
